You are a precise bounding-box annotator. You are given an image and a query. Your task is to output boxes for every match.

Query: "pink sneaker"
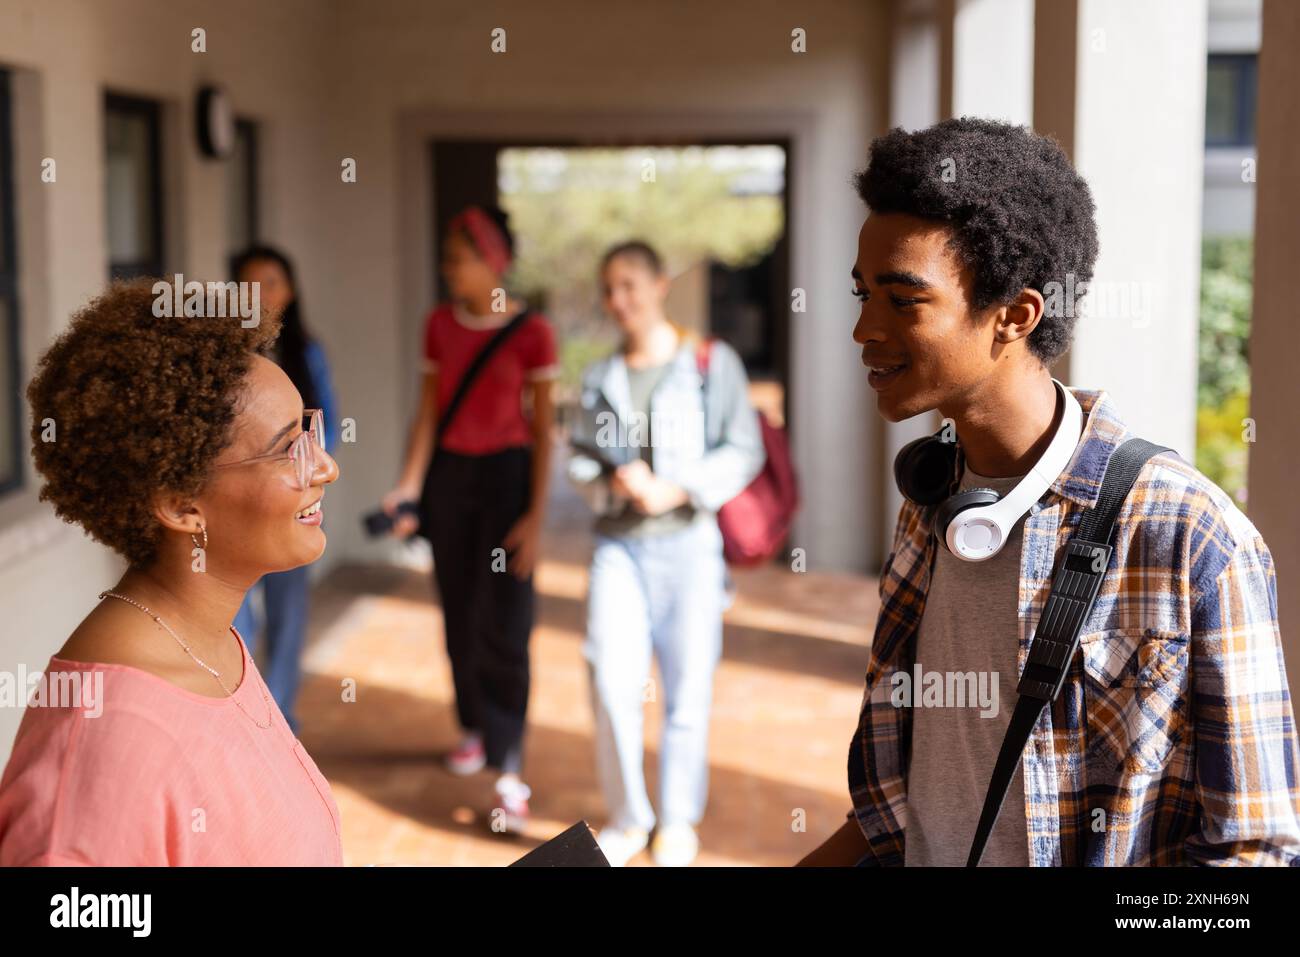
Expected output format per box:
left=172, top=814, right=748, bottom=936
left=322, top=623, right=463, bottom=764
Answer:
left=445, top=734, right=486, bottom=776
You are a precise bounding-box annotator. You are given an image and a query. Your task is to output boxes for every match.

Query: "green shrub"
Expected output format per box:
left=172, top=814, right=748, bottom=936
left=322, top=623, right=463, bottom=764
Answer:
left=1196, top=236, right=1252, bottom=508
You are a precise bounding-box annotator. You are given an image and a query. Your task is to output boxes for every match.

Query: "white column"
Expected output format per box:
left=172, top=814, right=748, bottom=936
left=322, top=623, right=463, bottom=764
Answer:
left=1035, top=0, right=1207, bottom=457
left=950, top=0, right=1035, bottom=124
left=877, top=0, right=946, bottom=563
left=891, top=0, right=942, bottom=131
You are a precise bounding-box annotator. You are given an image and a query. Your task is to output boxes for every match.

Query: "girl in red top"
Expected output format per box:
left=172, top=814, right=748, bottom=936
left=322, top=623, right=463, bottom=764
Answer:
left=384, top=205, right=558, bottom=831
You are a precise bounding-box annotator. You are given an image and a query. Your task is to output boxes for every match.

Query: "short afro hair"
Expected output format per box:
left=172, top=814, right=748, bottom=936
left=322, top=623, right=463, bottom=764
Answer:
left=27, top=279, right=281, bottom=567
left=854, top=117, right=1099, bottom=364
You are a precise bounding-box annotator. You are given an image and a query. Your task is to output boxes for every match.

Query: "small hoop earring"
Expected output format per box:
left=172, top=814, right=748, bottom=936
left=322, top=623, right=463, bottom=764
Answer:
left=191, top=525, right=208, bottom=551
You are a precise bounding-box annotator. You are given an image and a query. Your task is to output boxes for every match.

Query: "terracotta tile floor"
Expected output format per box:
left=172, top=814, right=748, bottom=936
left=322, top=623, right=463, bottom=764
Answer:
left=294, top=461, right=879, bottom=866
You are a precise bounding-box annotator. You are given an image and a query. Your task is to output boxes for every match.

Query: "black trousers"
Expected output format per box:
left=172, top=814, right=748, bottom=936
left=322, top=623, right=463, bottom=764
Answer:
left=424, top=447, right=534, bottom=774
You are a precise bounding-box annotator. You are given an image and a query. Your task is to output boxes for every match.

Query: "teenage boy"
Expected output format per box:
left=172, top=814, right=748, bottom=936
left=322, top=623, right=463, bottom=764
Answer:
left=801, top=118, right=1300, bottom=866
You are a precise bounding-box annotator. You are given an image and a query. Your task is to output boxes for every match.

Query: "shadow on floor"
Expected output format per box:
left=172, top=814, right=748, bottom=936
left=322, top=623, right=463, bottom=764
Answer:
left=294, top=468, right=877, bottom=866
left=297, top=670, right=856, bottom=866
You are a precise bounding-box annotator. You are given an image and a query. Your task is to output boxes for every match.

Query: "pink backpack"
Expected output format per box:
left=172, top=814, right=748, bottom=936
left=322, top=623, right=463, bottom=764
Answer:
left=697, top=340, right=801, bottom=566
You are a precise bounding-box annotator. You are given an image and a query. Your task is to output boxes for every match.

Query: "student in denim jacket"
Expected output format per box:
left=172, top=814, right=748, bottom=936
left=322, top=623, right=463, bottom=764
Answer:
left=568, top=241, right=764, bottom=866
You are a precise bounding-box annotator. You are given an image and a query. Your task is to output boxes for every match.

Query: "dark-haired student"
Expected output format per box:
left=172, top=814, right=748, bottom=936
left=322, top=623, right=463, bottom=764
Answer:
left=799, top=118, right=1300, bottom=866
left=230, top=246, right=339, bottom=737
left=383, top=205, right=558, bottom=832
left=0, top=280, right=342, bottom=865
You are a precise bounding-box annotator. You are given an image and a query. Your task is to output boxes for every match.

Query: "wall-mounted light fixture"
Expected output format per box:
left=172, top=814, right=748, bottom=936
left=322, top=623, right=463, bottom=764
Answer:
left=196, top=84, right=234, bottom=159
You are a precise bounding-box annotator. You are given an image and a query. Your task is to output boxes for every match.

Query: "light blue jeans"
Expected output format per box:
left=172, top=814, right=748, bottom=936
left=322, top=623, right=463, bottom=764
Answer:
left=232, top=565, right=310, bottom=736
left=584, top=518, right=727, bottom=832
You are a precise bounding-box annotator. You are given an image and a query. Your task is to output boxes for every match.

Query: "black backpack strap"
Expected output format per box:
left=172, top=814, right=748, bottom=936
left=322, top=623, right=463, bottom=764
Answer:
left=413, top=309, right=531, bottom=542
left=965, top=437, right=1171, bottom=867
left=435, top=309, right=530, bottom=447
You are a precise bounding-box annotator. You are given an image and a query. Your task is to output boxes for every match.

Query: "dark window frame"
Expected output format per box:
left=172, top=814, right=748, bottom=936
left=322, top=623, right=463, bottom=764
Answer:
left=1205, top=53, right=1258, bottom=149
left=0, top=69, right=23, bottom=496
left=236, top=118, right=259, bottom=243
left=227, top=117, right=260, bottom=271
left=104, top=91, right=164, bottom=280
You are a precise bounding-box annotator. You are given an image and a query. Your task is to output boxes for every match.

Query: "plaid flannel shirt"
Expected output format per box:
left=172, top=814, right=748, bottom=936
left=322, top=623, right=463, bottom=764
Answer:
left=848, top=387, right=1300, bottom=865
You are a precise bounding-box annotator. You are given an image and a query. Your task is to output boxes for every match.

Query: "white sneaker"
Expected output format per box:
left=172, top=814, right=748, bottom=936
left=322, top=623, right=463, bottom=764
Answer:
left=596, top=826, right=649, bottom=867
left=493, top=775, right=531, bottom=834
left=651, top=823, right=699, bottom=867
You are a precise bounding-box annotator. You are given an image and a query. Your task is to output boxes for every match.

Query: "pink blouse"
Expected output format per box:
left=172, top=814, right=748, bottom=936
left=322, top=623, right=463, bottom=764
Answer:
left=0, top=629, right=343, bottom=866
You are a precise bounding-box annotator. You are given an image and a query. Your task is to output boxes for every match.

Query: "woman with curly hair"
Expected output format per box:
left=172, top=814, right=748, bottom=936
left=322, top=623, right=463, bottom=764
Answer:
left=0, top=278, right=343, bottom=866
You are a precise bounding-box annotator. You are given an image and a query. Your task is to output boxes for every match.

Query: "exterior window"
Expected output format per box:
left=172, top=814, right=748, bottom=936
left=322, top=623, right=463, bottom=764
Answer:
left=1205, top=53, right=1257, bottom=148
left=104, top=93, right=163, bottom=279
left=227, top=118, right=259, bottom=263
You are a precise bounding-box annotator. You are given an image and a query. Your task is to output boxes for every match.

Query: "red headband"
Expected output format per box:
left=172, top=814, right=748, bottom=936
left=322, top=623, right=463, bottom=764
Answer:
left=449, top=206, right=512, bottom=276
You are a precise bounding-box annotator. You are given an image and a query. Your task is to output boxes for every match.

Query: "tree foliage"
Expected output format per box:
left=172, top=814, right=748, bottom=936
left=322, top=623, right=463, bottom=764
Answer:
left=499, top=146, right=785, bottom=390
left=1196, top=236, right=1253, bottom=507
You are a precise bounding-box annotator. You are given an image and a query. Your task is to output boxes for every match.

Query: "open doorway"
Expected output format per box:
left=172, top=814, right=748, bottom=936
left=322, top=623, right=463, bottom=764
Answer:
left=429, top=139, right=790, bottom=429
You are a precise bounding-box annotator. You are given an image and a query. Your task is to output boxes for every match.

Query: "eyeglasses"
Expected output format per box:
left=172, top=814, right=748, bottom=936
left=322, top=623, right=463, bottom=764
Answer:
left=215, top=409, right=326, bottom=490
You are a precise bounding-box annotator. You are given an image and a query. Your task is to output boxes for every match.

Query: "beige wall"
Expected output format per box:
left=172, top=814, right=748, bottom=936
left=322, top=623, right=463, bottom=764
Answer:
left=0, top=0, right=891, bottom=759
left=0, top=0, right=337, bottom=755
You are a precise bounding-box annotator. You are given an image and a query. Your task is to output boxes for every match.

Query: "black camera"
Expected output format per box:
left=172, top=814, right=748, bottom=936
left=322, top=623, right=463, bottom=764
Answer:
left=362, top=500, right=420, bottom=538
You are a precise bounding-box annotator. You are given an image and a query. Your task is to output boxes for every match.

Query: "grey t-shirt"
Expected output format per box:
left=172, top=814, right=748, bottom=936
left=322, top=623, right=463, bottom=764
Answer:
left=594, top=361, right=697, bottom=539
left=903, top=464, right=1032, bottom=867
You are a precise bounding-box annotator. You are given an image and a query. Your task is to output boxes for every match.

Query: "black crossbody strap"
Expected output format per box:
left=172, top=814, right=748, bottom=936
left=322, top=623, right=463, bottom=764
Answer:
left=1074, top=439, right=1170, bottom=543
left=965, top=437, right=1171, bottom=867
left=435, top=309, right=529, bottom=447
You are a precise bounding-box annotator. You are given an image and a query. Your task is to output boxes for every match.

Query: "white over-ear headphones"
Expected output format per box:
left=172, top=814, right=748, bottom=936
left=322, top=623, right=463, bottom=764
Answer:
left=893, top=378, right=1083, bottom=562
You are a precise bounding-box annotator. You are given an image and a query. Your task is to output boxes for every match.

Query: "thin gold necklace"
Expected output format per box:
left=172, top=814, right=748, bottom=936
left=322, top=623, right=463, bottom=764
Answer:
left=98, top=590, right=273, bottom=729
